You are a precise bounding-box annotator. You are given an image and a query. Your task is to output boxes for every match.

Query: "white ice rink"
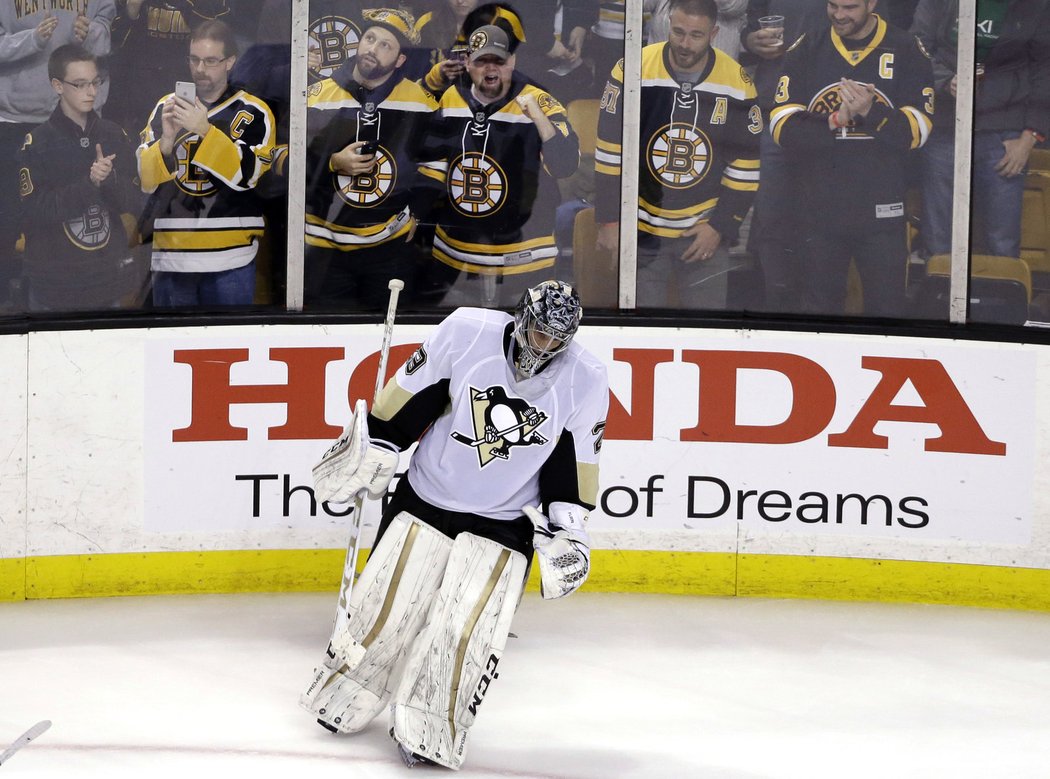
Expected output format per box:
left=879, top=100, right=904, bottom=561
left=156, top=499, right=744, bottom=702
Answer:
left=3, top=592, right=1050, bottom=778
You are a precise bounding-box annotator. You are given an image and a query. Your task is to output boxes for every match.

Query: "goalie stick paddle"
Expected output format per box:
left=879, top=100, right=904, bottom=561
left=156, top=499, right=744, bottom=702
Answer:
left=331, top=278, right=404, bottom=641
left=0, top=720, right=51, bottom=766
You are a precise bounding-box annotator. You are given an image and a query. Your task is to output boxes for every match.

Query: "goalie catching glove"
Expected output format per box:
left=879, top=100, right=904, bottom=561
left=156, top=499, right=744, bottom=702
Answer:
left=313, top=399, right=399, bottom=503
left=523, top=502, right=591, bottom=599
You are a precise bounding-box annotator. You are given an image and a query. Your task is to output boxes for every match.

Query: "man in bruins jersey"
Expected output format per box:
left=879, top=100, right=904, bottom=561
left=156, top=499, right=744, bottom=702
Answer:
left=304, top=9, right=439, bottom=309
left=419, top=24, right=581, bottom=308
left=137, top=19, right=277, bottom=308
left=768, top=0, right=934, bottom=318
left=594, top=0, right=763, bottom=310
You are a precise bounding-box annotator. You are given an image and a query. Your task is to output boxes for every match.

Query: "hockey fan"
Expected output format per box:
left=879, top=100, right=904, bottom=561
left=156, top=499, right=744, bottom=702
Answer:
left=301, top=280, right=609, bottom=770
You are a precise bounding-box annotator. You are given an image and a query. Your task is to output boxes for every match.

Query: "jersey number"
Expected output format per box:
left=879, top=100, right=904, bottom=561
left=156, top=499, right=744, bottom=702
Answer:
left=600, top=82, right=621, bottom=114
left=774, top=75, right=790, bottom=104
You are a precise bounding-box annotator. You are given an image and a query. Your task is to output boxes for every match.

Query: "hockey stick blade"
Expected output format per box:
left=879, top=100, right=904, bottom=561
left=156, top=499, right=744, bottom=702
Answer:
left=0, top=720, right=52, bottom=766
left=449, top=414, right=548, bottom=447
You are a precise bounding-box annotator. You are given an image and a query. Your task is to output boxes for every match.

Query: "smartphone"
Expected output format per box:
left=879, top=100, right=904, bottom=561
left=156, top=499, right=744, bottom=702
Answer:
left=175, top=81, right=196, bottom=103
left=449, top=45, right=469, bottom=63
left=359, top=140, right=379, bottom=156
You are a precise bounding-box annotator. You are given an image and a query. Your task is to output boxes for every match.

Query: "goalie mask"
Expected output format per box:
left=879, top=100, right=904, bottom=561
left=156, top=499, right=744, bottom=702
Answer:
left=511, top=280, right=582, bottom=378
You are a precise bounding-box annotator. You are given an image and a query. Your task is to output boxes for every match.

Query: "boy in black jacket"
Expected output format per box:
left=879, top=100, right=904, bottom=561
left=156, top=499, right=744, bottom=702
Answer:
left=18, top=45, right=144, bottom=312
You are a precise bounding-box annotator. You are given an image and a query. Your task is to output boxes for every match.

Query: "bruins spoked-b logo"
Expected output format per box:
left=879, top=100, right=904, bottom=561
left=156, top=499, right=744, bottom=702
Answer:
left=309, top=16, right=361, bottom=79
left=448, top=153, right=506, bottom=216
left=451, top=385, right=548, bottom=467
left=63, top=205, right=111, bottom=250
left=808, top=83, right=893, bottom=136
left=174, top=136, right=215, bottom=196
left=335, top=147, right=396, bottom=206
left=647, top=124, right=712, bottom=189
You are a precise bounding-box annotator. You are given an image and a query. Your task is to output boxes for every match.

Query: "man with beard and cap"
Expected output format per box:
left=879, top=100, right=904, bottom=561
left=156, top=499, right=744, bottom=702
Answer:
left=304, top=8, right=439, bottom=309
left=304, top=9, right=438, bottom=308
left=136, top=19, right=277, bottom=308
left=593, top=0, right=762, bottom=310
left=418, top=23, right=581, bottom=308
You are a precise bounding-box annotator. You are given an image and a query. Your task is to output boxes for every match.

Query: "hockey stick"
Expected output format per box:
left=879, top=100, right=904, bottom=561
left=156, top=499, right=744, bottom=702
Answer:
left=330, top=278, right=404, bottom=643
left=0, top=720, right=51, bottom=766
left=449, top=414, right=548, bottom=447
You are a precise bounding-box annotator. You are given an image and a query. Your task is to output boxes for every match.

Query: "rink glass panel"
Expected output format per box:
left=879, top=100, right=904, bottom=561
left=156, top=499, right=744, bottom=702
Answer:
left=0, top=1, right=291, bottom=316
left=3, top=1, right=1039, bottom=328
left=299, top=0, right=622, bottom=315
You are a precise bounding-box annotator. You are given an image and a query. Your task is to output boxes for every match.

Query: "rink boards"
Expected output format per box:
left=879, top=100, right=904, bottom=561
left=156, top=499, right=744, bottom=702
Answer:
left=2, top=323, right=1048, bottom=610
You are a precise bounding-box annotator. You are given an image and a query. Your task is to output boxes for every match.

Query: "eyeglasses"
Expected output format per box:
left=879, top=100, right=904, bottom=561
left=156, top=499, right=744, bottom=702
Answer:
left=61, top=77, right=106, bottom=91
left=186, top=56, right=230, bottom=68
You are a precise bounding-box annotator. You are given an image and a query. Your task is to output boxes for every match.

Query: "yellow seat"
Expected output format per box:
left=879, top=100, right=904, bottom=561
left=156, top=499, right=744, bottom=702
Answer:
left=924, top=253, right=1031, bottom=323
left=566, top=99, right=600, bottom=156
left=571, top=207, right=618, bottom=308
left=1022, top=170, right=1050, bottom=278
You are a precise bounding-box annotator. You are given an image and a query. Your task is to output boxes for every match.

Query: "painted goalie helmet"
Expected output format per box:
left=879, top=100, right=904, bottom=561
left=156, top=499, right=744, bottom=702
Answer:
left=512, top=280, right=583, bottom=377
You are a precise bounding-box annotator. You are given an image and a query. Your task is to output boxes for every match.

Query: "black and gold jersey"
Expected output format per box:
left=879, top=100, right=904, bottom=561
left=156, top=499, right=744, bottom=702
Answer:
left=305, top=64, right=438, bottom=252
left=594, top=42, right=762, bottom=243
left=768, top=16, right=935, bottom=228
left=137, top=86, right=277, bottom=273
left=420, top=76, right=580, bottom=275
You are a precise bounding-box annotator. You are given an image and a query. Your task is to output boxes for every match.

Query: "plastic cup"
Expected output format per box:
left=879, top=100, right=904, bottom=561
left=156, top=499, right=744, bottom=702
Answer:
left=759, top=15, right=785, bottom=45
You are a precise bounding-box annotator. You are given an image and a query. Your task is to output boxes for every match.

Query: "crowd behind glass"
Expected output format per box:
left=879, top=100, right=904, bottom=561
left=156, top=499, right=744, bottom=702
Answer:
left=0, top=0, right=1046, bottom=324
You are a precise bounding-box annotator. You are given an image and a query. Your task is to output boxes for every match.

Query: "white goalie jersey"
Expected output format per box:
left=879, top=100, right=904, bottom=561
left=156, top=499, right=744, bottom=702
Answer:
left=370, top=308, right=609, bottom=521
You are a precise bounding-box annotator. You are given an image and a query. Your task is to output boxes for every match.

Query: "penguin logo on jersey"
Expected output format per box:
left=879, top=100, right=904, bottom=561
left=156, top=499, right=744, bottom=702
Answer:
left=448, top=153, right=507, bottom=216
left=310, top=15, right=361, bottom=79
left=63, top=205, right=111, bottom=250
left=450, top=385, right=548, bottom=466
left=334, top=147, right=396, bottom=206
left=174, top=135, right=215, bottom=196
left=647, top=123, right=712, bottom=189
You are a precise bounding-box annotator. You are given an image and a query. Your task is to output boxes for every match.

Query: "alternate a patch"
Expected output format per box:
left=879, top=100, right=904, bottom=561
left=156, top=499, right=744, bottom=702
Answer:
left=450, top=385, right=548, bottom=467
left=405, top=345, right=427, bottom=374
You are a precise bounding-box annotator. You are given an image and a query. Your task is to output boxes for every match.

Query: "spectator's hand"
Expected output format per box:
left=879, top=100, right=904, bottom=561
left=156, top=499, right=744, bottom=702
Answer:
left=680, top=222, right=721, bottom=263
left=996, top=133, right=1036, bottom=178
left=173, top=96, right=212, bottom=137
left=438, top=57, right=466, bottom=84
left=839, top=79, right=875, bottom=118
left=596, top=222, right=619, bottom=253
left=34, top=12, right=58, bottom=46
left=547, top=40, right=573, bottom=61
left=330, top=141, right=378, bottom=176
left=516, top=93, right=556, bottom=141
left=73, top=12, right=90, bottom=42
left=745, top=28, right=784, bottom=60
left=949, top=74, right=958, bottom=98
left=567, top=26, right=587, bottom=61
left=159, top=98, right=180, bottom=155
left=307, top=46, right=322, bottom=73
left=89, top=143, right=116, bottom=186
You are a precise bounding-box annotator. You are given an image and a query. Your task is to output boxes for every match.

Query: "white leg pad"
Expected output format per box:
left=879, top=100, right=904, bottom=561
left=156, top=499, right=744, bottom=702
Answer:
left=391, top=532, right=527, bottom=770
left=302, top=512, right=453, bottom=733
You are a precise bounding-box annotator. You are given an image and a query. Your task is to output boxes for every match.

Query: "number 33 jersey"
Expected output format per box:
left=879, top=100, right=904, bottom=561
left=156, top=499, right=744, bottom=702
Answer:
left=370, top=307, right=609, bottom=521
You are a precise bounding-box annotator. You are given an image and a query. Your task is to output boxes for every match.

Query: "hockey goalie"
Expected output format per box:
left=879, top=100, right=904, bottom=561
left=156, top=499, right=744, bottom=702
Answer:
left=301, top=280, right=609, bottom=769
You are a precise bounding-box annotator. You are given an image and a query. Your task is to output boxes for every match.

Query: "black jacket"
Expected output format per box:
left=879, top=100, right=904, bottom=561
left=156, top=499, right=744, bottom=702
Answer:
left=911, top=0, right=1050, bottom=137
left=17, top=106, right=143, bottom=309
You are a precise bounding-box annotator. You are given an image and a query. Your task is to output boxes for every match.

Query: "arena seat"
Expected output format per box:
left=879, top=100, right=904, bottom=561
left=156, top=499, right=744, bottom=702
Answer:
left=921, top=253, right=1031, bottom=324
left=571, top=207, right=618, bottom=308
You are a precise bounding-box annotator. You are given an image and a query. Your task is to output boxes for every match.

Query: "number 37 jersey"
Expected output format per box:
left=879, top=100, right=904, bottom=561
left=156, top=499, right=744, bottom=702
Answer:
left=370, top=308, right=609, bottom=521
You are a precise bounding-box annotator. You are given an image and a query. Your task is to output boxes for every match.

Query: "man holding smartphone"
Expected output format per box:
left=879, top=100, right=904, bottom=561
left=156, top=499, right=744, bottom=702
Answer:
left=137, top=19, right=277, bottom=308
left=304, top=8, right=438, bottom=309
